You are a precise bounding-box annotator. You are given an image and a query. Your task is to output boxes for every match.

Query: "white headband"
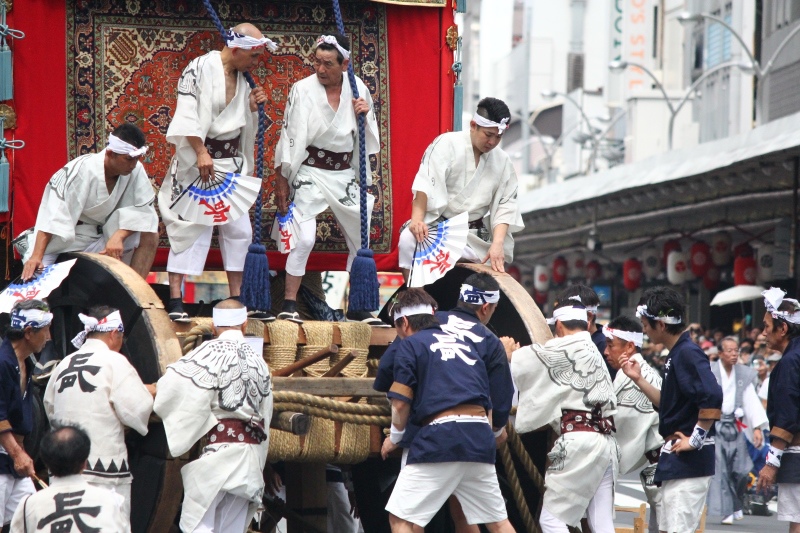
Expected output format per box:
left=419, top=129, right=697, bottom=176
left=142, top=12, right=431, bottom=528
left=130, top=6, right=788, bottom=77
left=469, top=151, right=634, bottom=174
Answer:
left=71, top=311, right=124, bottom=348
left=762, top=287, right=800, bottom=325
left=213, top=306, right=248, bottom=327
left=472, top=113, right=509, bottom=134
left=316, top=35, right=351, bottom=60
left=393, top=304, right=434, bottom=321
left=226, top=29, right=278, bottom=51
left=107, top=134, right=148, bottom=157
left=546, top=306, right=588, bottom=325
left=567, top=295, right=597, bottom=312
left=635, top=305, right=682, bottom=325
left=603, top=326, right=643, bottom=347
left=459, top=284, right=500, bottom=304
left=10, top=308, right=53, bottom=330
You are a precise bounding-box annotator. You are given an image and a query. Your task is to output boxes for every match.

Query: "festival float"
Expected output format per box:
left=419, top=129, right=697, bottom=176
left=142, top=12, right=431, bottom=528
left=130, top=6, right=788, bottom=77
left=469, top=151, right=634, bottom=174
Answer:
left=1, top=1, right=556, bottom=531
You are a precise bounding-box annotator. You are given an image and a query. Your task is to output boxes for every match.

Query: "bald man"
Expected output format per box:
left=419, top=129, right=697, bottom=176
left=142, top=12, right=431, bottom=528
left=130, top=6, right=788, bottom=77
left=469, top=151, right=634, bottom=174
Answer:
left=159, top=23, right=275, bottom=322
left=155, top=298, right=272, bottom=532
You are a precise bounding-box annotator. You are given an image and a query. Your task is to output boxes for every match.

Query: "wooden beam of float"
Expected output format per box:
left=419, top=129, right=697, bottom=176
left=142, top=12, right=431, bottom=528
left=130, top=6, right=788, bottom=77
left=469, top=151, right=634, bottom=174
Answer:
left=273, top=377, right=385, bottom=397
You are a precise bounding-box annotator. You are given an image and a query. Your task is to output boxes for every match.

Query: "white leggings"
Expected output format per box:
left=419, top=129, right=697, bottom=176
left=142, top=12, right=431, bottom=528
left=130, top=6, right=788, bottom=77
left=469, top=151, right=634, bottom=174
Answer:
left=193, top=491, right=250, bottom=533
left=539, top=463, right=615, bottom=533
left=285, top=217, right=358, bottom=276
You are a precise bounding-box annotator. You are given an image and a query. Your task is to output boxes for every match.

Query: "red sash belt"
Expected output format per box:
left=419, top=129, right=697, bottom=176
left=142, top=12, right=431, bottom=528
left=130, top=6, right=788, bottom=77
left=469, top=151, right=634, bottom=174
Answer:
left=207, top=419, right=267, bottom=445
left=303, top=146, right=352, bottom=171
left=561, top=406, right=615, bottom=435
left=204, top=137, right=240, bottom=160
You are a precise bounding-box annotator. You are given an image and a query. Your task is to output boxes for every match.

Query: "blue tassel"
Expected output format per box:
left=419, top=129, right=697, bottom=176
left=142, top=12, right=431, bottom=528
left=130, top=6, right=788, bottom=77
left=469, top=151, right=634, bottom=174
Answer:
left=348, top=248, right=380, bottom=312
left=0, top=153, right=8, bottom=212
left=0, top=45, right=11, bottom=101
left=239, top=243, right=271, bottom=312
left=453, top=82, right=463, bottom=131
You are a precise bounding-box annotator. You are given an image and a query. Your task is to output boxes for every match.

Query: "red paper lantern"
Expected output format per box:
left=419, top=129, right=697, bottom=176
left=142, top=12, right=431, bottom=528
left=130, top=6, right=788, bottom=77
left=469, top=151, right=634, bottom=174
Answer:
left=690, top=241, right=711, bottom=277
left=534, top=264, right=550, bottom=292
left=734, top=242, right=754, bottom=258
left=585, top=260, right=602, bottom=281
left=704, top=265, right=720, bottom=291
left=711, top=231, right=732, bottom=266
left=533, top=289, right=548, bottom=306
left=552, top=256, right=568, bottom=285
left=667, top=251, right=689, bottom=285
left=623, top=258, right=642, bottom=291
left=506, top=265, right=521, bottom=282
left=734, top=256, right=757, bottom=285
left=663, top=239, right=681, bottom=266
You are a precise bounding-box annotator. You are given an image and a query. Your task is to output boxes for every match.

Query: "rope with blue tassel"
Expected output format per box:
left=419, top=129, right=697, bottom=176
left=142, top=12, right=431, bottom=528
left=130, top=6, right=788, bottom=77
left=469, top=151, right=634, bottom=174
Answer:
left=331, top=0, right=380, bottom=312
left=0, top=117, right=24, bottom=213
left=201, top=0, right=271, bottom=313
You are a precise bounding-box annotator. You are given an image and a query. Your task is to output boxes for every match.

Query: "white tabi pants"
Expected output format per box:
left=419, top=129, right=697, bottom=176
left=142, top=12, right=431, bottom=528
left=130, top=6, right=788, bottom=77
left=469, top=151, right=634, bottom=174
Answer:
left=0, top=474, right=34, bottom=525
left=193, top=491, right=250, bottom=533
left=41, top=232, right=141, bottom=267
left=167, top=214, right=252, bottom=275
left=285, top=218, right=359, bottom=276
left=397, top=226, right=481, bottom=270
left=658, top=475, right=712, bottom=533
left=539, top=462, right=615, bottom=533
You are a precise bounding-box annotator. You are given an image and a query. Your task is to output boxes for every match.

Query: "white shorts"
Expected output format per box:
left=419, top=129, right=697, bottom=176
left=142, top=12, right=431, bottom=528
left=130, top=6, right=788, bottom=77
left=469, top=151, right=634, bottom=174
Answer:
left=0, top=474, right=34, bottom=525
left=777, top=483, right=800, bottom=522
left=658, top=476, right=711, bottom=533
left=397, top=226, right=480, bottom=270
left=167, top=214, right=252, bottom=275
left=385, top=462, right=507, bottom=527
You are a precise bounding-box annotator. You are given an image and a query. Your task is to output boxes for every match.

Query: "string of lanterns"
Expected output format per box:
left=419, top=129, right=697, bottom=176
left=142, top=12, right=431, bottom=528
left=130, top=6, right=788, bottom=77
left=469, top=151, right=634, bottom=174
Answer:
left=510, top=230, right=775, bottom=302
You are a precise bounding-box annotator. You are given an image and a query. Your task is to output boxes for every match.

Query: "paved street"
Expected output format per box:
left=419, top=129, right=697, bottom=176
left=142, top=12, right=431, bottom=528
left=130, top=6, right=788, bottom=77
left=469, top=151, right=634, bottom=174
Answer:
left=615, top=472, right=780, bottom=533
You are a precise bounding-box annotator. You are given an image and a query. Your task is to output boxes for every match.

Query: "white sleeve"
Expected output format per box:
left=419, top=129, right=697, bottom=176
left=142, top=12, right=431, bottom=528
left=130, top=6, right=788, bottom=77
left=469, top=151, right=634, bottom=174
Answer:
left=758, top=377, right=769, bottom=400
left=153, top=368, right=217, bottom=457
left=411, top=135, right=455, bottom=217
left=109, top=357, right=154, bottom=436
left=743, top=383, right=769, bottom=430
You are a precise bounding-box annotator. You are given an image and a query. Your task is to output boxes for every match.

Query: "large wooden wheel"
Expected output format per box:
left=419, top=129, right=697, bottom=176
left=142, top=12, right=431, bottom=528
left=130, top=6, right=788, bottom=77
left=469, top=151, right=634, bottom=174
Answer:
left=45, top=252, right=184, bottom=533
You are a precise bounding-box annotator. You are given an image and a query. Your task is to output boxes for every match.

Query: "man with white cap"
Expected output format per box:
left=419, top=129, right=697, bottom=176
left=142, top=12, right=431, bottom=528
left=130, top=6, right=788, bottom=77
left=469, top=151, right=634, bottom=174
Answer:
left=622, top=286, right=722, bottom=533
left=756, top=287, right=800, bottom=531
left=155, top=298, right=272, bottom=532
left=0, top=300, right=52, bottom=527
left=159, top=23, right=274, bottom=322
left=43, top=305, right=156, bottom=524
left=509, top=294, right=617, bottom=533
left=603, top=315, right=663, bottom=533
left=381, top=288, right=514, bottom=532
left=273, top=32, right=381, bottom=325
left=21, top=123, right=159, bottom=281
left=398, top=97, right=523, bottom=280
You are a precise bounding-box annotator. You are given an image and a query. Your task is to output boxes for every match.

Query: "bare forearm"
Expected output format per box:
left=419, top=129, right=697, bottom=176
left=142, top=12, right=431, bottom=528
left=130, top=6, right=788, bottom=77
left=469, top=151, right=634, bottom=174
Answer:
left=695, top=419, right=714, bottom=431
left=410, top=192, right=428, bottom=223
left=492, top=223, right=509, bottom=245
left=390, top=399, right=410, bottom=430
left=30, top=231, right=53, bottom=259
left=186, top=136, right=207, bottom=158
left=0, top=431, right=24, bottom=459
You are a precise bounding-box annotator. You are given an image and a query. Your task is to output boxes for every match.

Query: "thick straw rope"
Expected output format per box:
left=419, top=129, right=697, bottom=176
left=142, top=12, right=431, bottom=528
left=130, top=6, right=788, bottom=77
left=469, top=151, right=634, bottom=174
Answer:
left=264, top=320, right=300, bottom=370
left=273, top=392, right=388, bottom=415
left=499, top=444, right=539, bottom=533
left=299, top=322, right=335, bottom=376
left=335, top=322, right=371, bottom=377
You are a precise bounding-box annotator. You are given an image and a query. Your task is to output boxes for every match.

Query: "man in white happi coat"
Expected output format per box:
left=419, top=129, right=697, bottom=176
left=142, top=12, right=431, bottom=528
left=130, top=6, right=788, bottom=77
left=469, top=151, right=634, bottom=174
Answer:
left=21, top=123, right=158, bottom=281
left=603, top=316, right=663, bottom=533
left=708, top=336, right=768, bottom=524
left=273, top=33, right=381, bottom=325
left=154, top=299, right=272, bottom=532
left=11, top=425, right=129, bottom=533
left=43, top=306, right=155, bottom=523
left=509, top=298, right=618, bottom=533
left=159, top=23, right=273, bottom=321
left=398, top=97, right=523, bottom=280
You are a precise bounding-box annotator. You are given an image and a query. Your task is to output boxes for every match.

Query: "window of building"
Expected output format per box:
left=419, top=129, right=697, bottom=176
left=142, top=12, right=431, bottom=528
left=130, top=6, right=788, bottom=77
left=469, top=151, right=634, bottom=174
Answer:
left=705, top=5, right=732, bottom=68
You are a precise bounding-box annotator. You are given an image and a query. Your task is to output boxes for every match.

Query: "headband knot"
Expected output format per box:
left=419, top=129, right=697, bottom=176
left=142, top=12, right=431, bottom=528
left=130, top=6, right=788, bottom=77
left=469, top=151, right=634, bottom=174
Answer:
left=71, top=311, right=124, bottom=348
left=635, top=305, right=682, bottom=325
left=546, top=306, right=588, bottom=325
left=226, top=29, right=278, bottom=51
left=316, top=35, right=350, bottom=60
left=762, top=287, right=800, bottom=325
left=472, top=114, right=509, bottom=134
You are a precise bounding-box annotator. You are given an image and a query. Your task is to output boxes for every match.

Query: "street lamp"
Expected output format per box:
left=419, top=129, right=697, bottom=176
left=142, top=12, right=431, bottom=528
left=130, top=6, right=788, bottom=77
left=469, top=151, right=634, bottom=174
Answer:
left=608, top=59, right=753, bottom=150
left=540, top=89, right=625, bottom=173
left=677, top=12, right=800, bottom=123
